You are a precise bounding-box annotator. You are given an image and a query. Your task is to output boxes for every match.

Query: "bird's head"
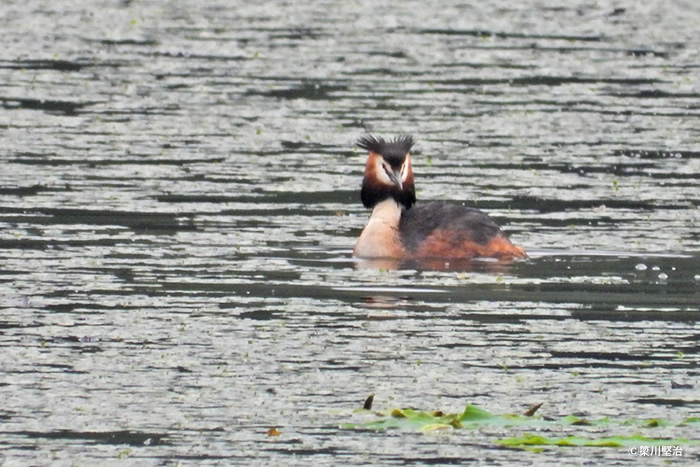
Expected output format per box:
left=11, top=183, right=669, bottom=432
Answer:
left=357, top=135, right=416, bottom=210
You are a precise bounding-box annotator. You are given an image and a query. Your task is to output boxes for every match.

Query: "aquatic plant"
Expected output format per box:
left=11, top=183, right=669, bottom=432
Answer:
left=344, top=403, right=700, bottom=450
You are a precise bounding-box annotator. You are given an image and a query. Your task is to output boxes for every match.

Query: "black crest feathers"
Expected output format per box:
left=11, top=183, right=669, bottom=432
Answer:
left=357, top=135, right=414, bottom=165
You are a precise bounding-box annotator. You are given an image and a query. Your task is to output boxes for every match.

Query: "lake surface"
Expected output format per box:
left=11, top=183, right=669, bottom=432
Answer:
left=1, top=0, right=698, bottom=465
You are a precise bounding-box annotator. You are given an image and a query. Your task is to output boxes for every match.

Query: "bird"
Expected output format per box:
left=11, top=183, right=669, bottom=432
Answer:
left=353, top=135, right=527, bottom=261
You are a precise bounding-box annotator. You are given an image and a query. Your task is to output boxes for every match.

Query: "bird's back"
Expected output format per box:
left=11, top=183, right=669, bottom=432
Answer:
left=399, top=202, right=526, bottom=259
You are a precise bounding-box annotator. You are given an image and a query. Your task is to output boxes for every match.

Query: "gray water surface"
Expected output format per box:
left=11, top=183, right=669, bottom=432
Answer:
left=1, top=0, right=699, bottom=465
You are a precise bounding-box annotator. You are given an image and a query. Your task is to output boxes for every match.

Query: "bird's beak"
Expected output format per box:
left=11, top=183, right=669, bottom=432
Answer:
left=387, top=169, right=403, bottom=190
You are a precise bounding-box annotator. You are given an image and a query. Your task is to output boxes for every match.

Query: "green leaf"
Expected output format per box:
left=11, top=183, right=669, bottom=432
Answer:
left=460, top=404, right=495, bottom=421
left=345, top=403, right=700, bottom=449
left=498, top=433, right=696, bottom=448
left=680, top=417, right=700, bottom=426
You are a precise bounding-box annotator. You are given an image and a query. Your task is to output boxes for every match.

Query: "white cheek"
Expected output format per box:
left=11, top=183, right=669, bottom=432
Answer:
left=401, top=160, right=411, bottom=182
left=375, top=160, right=393, bottom=185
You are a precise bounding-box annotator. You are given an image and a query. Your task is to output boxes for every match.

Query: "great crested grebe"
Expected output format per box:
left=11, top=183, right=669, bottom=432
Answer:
left=353, top=135, right=527, bottom=260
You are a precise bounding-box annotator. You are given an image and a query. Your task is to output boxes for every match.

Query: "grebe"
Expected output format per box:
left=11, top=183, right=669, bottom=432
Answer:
left=353, top=135, right=527, bottom=260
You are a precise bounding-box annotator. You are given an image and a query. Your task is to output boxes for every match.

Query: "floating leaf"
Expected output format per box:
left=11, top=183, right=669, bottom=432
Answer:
left=460, top=404, right=494, bottom=421
left=421, top=423, right=454, bottom=432
left=498, top=433, right=695, bottom=448
left=345, top=403, right=700, bottom=449
left=680, top=417, right=700, bottom=426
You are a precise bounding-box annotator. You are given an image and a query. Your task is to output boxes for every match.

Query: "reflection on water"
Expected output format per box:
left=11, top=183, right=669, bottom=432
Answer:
left=353, top=255, right=524, bottom=272
left=0, top=0, right=699, bottom=465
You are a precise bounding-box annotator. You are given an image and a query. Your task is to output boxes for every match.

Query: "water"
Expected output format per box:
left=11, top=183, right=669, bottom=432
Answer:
left=1, top=0, right=699, bottom=465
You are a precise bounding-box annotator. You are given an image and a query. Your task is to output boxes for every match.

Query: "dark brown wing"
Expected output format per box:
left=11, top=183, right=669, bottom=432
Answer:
left=399, top=202, right=524, bottom=258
